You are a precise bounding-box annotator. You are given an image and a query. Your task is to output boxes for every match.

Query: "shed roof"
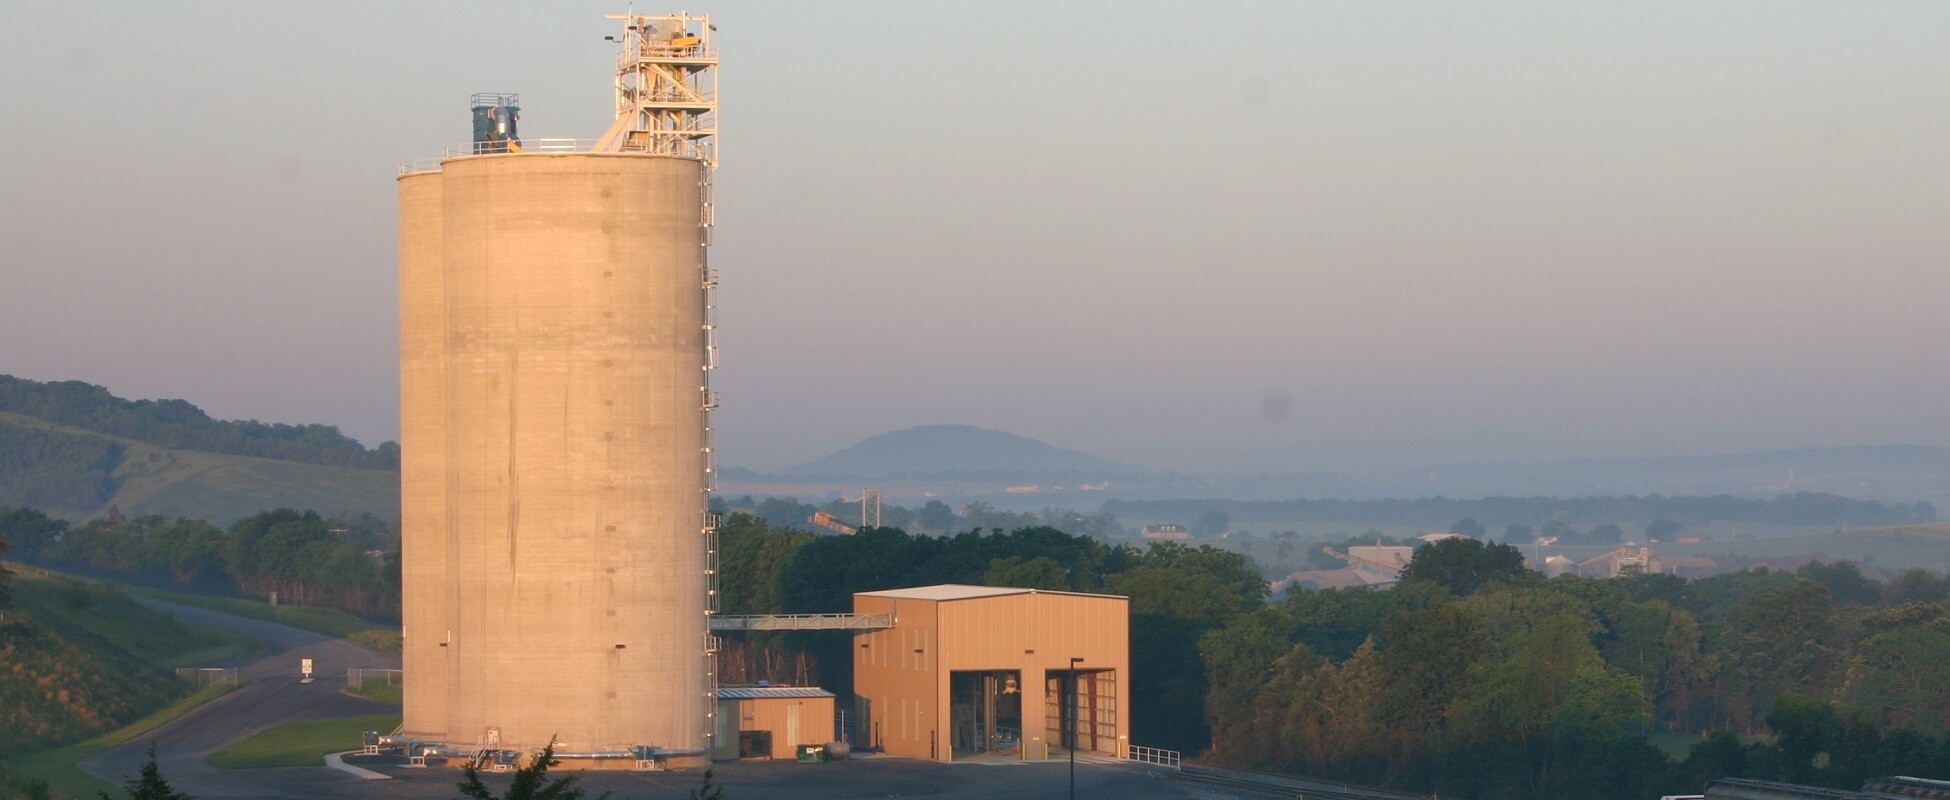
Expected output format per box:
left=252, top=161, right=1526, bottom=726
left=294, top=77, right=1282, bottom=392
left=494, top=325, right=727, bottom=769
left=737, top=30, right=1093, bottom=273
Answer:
left=856, top=583, right=1125, bottom=602
left=716, top=686, right=835, bottom=700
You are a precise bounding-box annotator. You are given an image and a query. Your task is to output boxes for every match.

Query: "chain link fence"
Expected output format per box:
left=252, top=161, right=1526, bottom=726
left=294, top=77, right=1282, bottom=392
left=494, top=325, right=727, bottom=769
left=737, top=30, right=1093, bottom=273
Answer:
left=348, top=667, right=403, bottom=689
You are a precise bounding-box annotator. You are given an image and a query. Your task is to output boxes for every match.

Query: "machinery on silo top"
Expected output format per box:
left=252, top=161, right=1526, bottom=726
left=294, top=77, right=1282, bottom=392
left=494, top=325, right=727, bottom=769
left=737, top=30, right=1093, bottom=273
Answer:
left=596, top=11, right=718, bottom=161
left=470, top=93, right=522, bottom=153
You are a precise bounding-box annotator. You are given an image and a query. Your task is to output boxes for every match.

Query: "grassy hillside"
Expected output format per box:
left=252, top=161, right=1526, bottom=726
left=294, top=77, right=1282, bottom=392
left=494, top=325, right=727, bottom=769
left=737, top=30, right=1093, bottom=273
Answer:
left=0, top=411, right=397, bottom=524
left=0, top=566, right=267, bottom=755
left=0, top=374, right=394, bottom=469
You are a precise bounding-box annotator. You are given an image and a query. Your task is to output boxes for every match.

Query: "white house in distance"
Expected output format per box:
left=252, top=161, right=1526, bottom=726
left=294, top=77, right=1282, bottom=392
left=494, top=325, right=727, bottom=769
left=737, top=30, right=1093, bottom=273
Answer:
left=1140, top=524, right=1190, bottom=541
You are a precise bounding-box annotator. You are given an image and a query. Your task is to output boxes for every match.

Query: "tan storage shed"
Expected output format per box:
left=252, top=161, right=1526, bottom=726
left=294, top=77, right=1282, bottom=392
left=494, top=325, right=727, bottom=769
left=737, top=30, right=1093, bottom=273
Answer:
left=852, top=585, right=1129, bottom=763
left=711, top=687, right=837, bottom=761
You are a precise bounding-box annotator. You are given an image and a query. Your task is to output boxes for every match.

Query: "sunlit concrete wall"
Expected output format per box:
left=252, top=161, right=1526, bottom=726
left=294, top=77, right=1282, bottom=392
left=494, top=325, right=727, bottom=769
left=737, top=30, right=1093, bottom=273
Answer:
left=401, top=152, right=711, bottom=757
left=397, top=170, right=447, bottom=741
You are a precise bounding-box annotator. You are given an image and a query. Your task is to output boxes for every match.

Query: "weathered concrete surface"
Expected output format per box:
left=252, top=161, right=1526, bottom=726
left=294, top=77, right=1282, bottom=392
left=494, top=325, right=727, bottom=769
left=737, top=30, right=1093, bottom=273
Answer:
left=396, top=169, right=448, bottom=743
left=408, top=152, right=712, bottom=756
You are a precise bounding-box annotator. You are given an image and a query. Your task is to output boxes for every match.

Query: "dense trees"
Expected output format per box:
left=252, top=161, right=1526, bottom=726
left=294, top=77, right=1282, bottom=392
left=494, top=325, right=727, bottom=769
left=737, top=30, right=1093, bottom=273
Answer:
left=0, top=422, right=124, bottom=510
left=1395, top=538, right=1531, bottom=595
left=0, top=506, right=399, bottom=619
left=0, top=375, right=396, bottom=469
left=1200, top=544, right=1950, bottom=799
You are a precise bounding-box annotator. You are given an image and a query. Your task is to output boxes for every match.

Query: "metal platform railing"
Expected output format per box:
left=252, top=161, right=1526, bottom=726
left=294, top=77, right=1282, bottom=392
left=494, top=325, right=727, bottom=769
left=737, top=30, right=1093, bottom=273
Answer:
left=618, top=44, right=719, bottom=69
left=1127, top=745, right=1180, bottom=770
left=397, top=136, right=718, bottom=174
left=708, top=613, right=893, bottom=631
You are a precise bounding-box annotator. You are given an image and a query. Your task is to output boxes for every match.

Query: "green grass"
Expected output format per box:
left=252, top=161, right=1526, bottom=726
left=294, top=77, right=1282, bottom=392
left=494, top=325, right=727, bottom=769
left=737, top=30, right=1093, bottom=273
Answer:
left=205, top=714, right=400, bottom=769
left=1645, top=731, right=1709, bottom=760
left=122, top=584, right=393, bottom=640
left=348, top=628, right=403, bottom=652
left=1, top=682, right=242, bottom=799
left=344, top=680, right=403, bottom=705
left=7, top=567, right=271, bottom=667
left=1645, top=730, right=1769, bottom=760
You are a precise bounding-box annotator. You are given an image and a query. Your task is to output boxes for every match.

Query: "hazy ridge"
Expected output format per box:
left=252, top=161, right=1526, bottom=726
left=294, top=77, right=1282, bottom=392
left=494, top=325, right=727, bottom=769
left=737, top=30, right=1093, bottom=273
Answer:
left=785, top=424, right=1139, bottom=479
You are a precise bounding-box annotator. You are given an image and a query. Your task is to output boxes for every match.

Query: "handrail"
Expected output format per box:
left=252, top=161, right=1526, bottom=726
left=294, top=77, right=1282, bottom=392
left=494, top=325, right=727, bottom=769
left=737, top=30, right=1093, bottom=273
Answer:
left=397, top=136, right=718, bottom=174
left=709, top=613, right=894, bottom=631
left=1127, top=745, right=1181, bottom=771
left=619, top=44, right=720, bottom=68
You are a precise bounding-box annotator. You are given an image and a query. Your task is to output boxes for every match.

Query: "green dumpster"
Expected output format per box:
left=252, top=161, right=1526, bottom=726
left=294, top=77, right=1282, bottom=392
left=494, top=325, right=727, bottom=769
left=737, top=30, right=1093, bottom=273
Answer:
left=795, top=743, right=827, bottom=763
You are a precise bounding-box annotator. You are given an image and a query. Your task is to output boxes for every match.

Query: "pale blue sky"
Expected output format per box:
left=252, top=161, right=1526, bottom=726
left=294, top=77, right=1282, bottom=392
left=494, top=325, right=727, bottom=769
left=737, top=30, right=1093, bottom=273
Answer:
left=2, top=1, right=1946, bottom=473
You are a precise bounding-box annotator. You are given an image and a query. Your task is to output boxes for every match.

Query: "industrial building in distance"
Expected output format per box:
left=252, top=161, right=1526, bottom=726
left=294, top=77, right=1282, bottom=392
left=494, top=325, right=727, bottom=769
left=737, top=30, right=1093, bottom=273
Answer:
left=391, top=10, right=1132, bottom=770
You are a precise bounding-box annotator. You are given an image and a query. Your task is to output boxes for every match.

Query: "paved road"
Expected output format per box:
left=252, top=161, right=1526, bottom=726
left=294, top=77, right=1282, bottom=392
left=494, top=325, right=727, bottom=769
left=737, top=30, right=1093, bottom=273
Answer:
left=79, top=601, right=1268, bottom=800
left=80, top=599, right=401, bottom=799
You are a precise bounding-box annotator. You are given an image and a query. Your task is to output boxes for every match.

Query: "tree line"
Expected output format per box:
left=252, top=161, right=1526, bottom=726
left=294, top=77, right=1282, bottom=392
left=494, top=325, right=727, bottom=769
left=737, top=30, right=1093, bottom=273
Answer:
left=0, top=374, right=398, bottom=470
left=715, top=514, right=1263, bottom=752
left=1109, top=493, right=1937, bottom=531
left=0, top=506, right=400, bottom=619
left=1201, top=537, right=1950, bottom=799
left=0, top=422, right=124, bottom=510
left=713, top=494, right=1123, bottom=538
left=10, top=497, right=1946, bottom=796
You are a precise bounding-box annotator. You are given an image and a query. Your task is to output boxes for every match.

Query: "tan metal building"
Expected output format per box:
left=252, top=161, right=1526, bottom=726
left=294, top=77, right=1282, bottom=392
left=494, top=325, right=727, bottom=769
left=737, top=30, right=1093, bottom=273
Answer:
left=711, top=687, right=837, bottom=761
left=852, top=585, right=1129, bottom=763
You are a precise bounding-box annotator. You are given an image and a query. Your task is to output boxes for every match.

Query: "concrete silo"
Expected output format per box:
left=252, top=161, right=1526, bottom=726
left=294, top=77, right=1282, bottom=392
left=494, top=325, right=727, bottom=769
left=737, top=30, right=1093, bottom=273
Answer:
left=396, top=12, right=720, bottom=764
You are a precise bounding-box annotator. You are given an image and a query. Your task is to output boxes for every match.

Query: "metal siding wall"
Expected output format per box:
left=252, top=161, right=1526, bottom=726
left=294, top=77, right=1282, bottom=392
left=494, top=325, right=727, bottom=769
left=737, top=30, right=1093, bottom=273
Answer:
left=936, top=593, right=1131, bottom=758
left=435, top=153, right=708, bottom=753
left=851, top=596, right=940, bottom=759
left=741, top=697, right=834, bottom=759
left=398, top=171, right=447, bottom=740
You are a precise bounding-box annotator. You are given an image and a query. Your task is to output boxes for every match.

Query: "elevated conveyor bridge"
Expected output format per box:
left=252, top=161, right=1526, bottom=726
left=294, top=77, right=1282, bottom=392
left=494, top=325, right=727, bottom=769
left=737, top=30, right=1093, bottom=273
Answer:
left=708, top=613, right=893, bottom=632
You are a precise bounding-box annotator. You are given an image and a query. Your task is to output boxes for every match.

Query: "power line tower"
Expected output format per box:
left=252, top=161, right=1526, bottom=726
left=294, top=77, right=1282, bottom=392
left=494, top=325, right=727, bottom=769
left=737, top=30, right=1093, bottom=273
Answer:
left=861, top=488, right=882, bottom=529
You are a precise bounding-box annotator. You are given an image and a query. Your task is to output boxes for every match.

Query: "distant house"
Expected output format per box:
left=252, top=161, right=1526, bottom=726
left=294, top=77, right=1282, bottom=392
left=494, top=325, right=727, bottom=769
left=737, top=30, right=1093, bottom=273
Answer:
left=1141, top=524, right=1191, bottom=540
left=1347, top=545, right=1413, bottom=571
left=1662, top=555, right=1722, bottom=578
left=1283, top=566, right=1397, bottom=592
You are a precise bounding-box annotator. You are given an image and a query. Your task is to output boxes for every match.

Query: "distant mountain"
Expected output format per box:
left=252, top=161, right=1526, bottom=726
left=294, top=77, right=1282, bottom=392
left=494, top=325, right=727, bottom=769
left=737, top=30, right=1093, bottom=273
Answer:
left=789, top=425, right=1140, bottom=479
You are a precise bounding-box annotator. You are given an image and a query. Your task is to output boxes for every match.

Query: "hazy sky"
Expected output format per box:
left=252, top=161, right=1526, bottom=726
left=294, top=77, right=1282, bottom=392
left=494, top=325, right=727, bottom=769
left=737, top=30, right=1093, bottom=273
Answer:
left=2, top=1, right=1946, bottom=474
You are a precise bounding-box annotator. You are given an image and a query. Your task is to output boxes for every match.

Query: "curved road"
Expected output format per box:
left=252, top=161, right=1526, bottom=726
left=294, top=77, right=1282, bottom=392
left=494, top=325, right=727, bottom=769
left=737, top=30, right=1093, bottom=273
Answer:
left=81, top=600, right=400, bottom=799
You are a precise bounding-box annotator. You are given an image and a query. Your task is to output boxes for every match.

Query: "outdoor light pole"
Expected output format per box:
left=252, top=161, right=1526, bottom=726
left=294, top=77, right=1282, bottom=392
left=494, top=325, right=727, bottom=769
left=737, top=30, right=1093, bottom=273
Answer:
left=1069, top=656, right=1084, bottom=800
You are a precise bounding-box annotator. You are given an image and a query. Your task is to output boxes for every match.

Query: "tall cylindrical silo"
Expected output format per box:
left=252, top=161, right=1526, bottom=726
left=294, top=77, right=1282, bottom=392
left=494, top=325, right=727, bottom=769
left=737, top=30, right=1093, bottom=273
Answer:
left=440, top=152, right=710, bottom=755
left=396, top=170, right=449, bottom=741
